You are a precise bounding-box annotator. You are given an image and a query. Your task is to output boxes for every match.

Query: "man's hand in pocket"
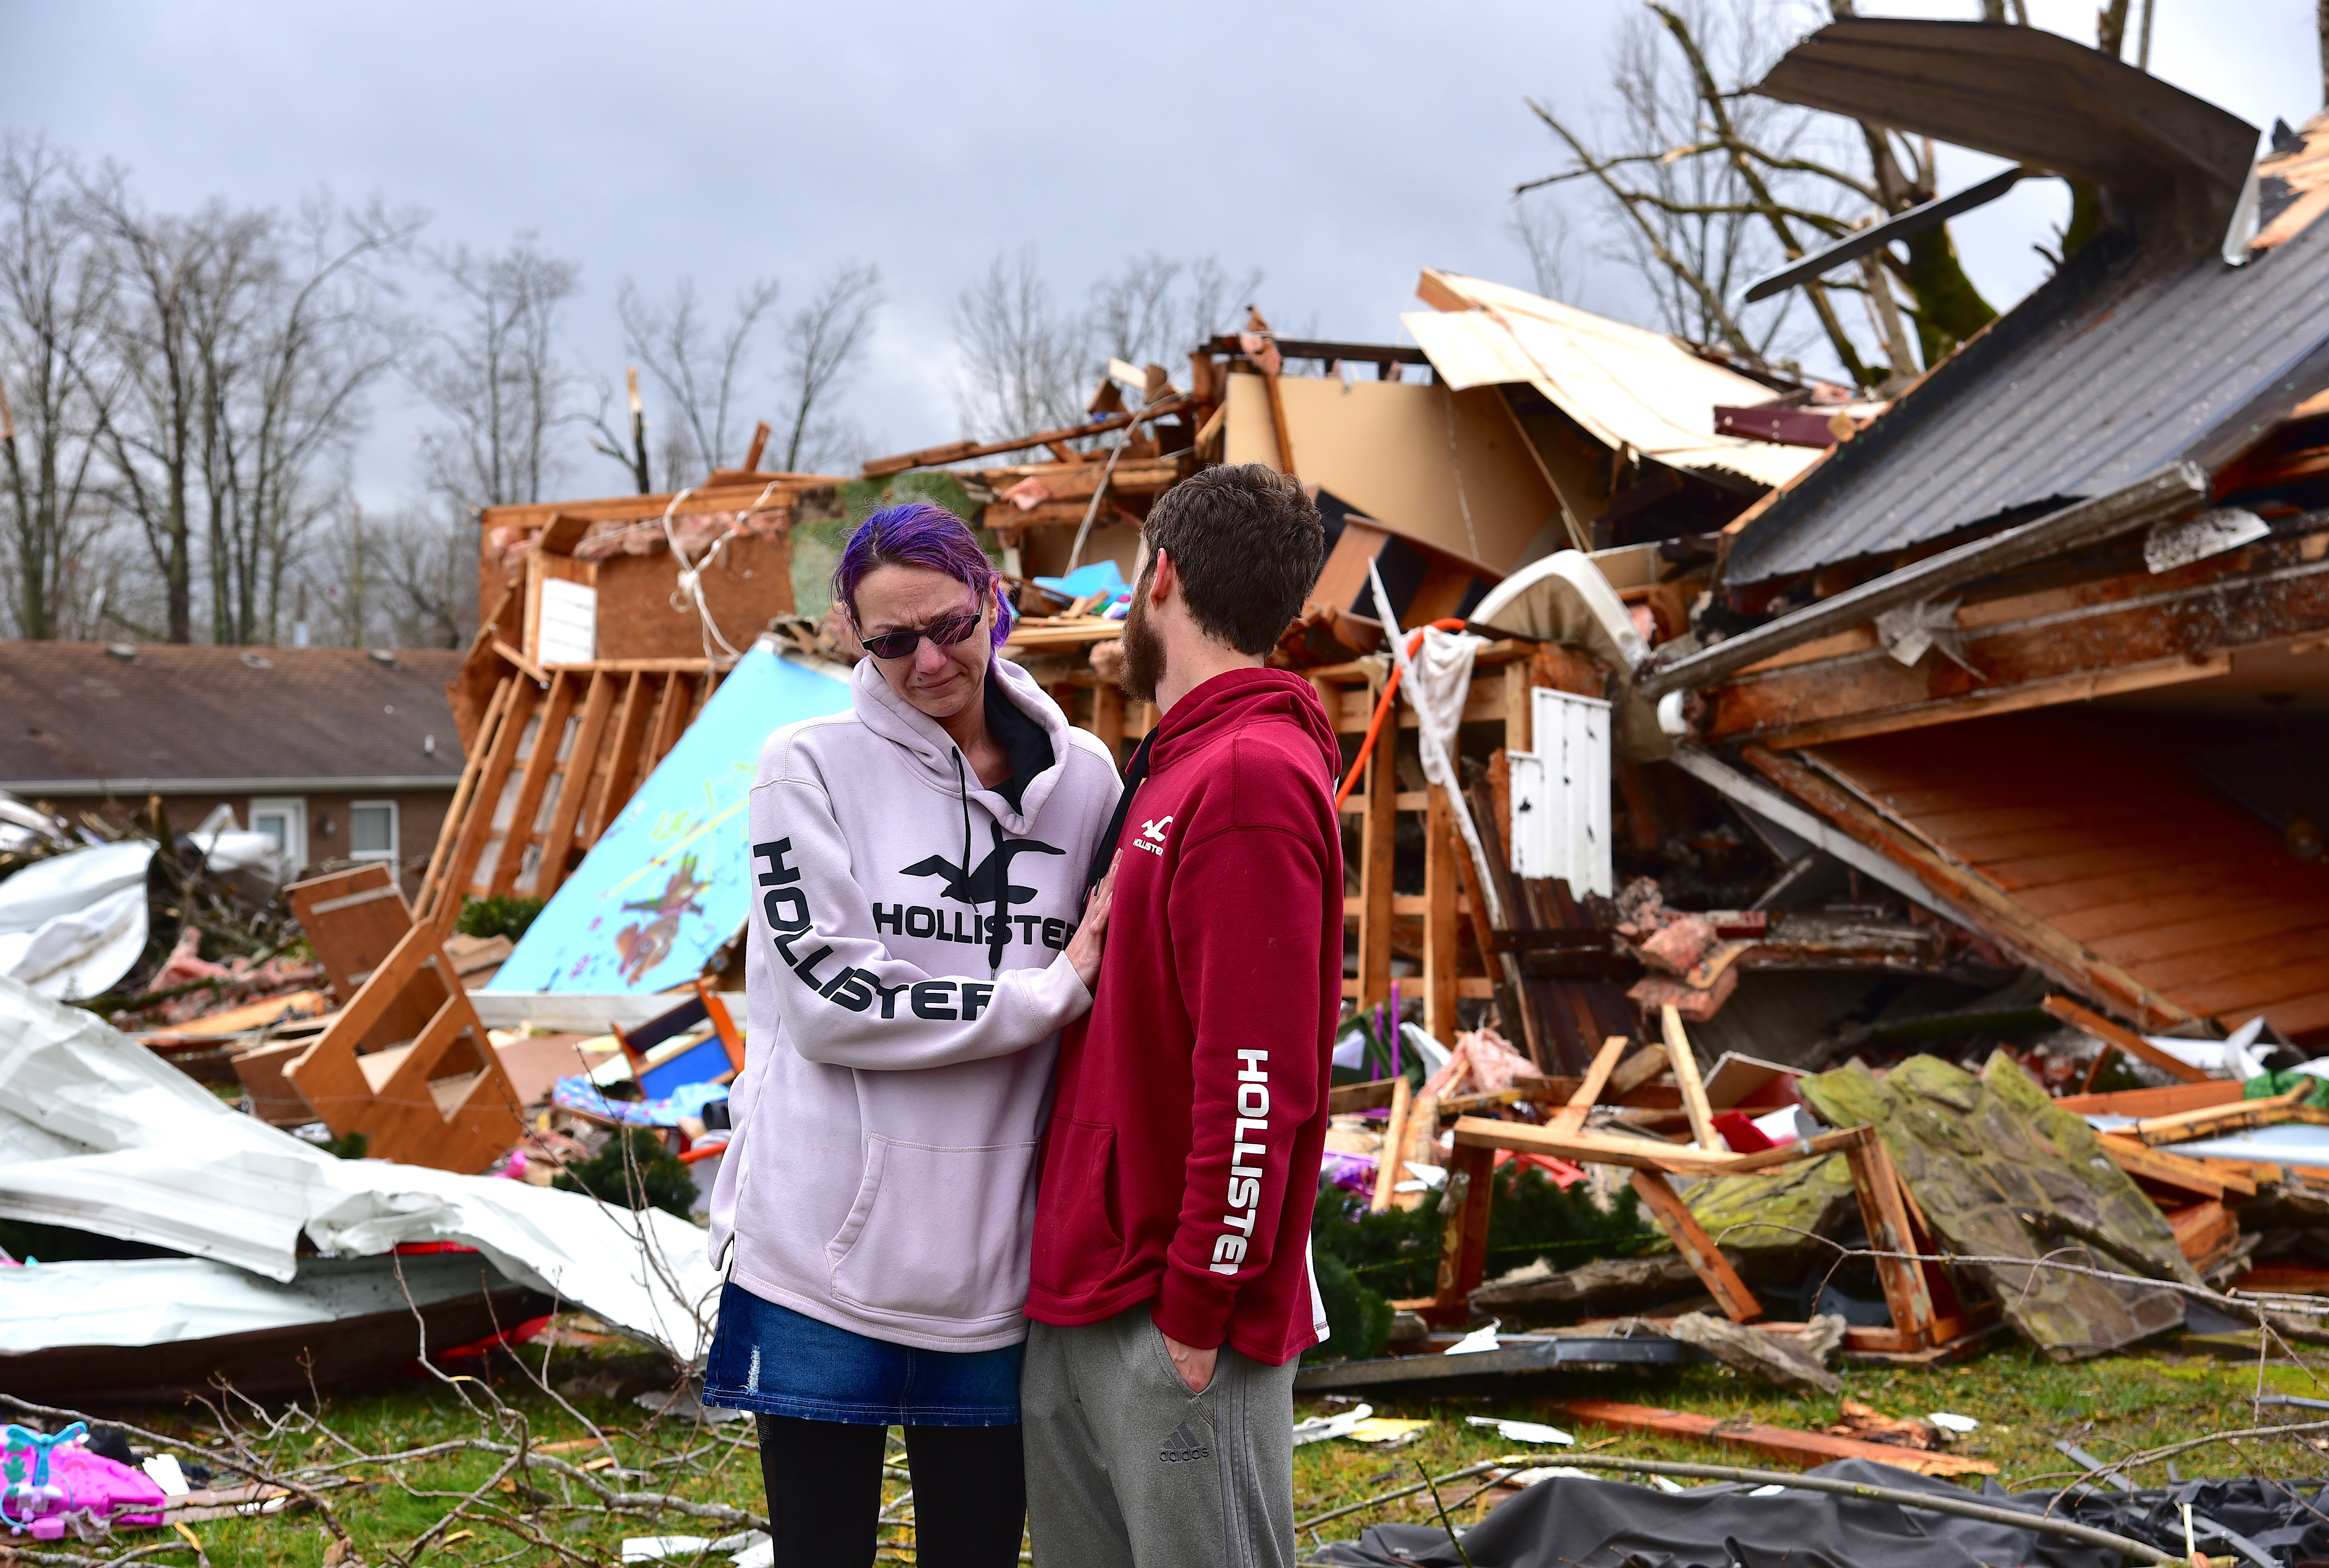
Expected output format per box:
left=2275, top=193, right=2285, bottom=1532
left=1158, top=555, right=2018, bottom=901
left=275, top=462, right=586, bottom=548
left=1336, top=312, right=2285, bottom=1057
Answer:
left=1161, top=1332, right=1217, bottom=1394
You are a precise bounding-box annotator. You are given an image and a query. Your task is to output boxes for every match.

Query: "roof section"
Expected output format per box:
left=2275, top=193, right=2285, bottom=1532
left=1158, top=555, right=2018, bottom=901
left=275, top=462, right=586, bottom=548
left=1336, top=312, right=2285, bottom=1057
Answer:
left=1723, top=112, right=2329, bottom=588
left=0, top=643, right=464, bottom=793
left=1404, top=270, right=1823, bottom=492
left=1757, top=19, right=2258, bottom=247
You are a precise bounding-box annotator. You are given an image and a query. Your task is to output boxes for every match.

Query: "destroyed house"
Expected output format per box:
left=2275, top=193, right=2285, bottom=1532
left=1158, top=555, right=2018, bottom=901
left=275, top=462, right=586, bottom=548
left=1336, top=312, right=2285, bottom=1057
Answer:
left=0, top=642, right=463, bottom=893
left=1650, top=20, right=2329, bottom=1042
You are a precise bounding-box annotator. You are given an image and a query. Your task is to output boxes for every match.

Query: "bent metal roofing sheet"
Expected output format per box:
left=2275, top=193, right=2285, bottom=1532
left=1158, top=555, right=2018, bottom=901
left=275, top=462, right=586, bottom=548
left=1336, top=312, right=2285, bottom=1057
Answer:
left=1404, top=270, right=1824, bottom=492
left=1723, top=116, right=2329, bottom=587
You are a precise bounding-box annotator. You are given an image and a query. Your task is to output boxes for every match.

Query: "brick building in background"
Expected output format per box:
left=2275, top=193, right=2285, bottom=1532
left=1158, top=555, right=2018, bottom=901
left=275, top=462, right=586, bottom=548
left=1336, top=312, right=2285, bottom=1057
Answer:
left=0, top=643, right=464, bottom=897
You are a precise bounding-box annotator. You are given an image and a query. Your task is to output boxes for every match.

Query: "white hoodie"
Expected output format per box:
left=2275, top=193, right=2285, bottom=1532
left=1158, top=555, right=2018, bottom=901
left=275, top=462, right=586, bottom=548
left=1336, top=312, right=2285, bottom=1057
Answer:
left=706, top=655, right=1122, bottom=1352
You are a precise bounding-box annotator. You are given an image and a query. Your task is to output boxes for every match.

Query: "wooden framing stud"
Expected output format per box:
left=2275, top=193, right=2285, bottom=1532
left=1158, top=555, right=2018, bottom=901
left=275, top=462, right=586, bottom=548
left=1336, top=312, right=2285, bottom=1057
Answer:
left=1841, top=1128, right=1937, bottom=1344
left=1628, top=1167, right=1762, bottom=1323
left=1425, top=1141, right=1496, bottom=1326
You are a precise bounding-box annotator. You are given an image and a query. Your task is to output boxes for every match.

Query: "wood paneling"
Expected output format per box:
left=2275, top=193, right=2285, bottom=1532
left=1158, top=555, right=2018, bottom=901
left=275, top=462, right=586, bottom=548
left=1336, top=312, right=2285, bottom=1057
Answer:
left=1805, top=710, right=2329, bottom=1042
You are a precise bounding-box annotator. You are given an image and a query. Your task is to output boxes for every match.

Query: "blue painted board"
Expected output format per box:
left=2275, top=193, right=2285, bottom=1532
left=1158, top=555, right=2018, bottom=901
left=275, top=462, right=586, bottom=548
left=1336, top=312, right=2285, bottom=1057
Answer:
left=487, top=644, right=853, bottom=994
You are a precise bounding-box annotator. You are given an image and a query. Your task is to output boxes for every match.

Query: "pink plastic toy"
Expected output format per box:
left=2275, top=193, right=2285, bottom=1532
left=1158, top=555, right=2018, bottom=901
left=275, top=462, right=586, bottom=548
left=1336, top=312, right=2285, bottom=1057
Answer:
left=1, top=1425, right=168, bottom=1540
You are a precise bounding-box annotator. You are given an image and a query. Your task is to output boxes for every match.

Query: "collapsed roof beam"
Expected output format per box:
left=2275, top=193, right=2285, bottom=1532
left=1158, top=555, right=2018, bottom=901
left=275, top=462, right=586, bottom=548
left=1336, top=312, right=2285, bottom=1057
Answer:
left=1743, top=166, right=2033, bottom=303
left=1637, top=461, right=2209, bottom=699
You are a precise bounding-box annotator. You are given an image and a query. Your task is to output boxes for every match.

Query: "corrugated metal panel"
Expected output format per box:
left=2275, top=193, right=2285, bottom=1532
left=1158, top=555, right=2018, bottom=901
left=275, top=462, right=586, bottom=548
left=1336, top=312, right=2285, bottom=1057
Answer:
left=1725, top=209, right=2329, bottom=585
left=1508, top=687, right=1612, bottom=897
left=1805, top=710, right=2329, bottom=1043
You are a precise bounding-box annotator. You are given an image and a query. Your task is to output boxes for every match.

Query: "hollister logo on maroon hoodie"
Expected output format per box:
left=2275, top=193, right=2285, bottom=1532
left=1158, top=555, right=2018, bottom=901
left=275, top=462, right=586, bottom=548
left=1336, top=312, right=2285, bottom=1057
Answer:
left=1026, top=667, right=1342, bottom=1366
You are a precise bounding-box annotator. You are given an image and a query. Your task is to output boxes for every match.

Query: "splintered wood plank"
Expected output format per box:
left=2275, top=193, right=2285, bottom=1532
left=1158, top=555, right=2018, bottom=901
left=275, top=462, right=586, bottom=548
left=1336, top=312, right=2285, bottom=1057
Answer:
left=1357, top=702, right=1398, bottom=1011
left=417, top=675, right=513, bottom=922
left=1553, top=1401, right=1998, bottom=1477
left=489, top=670, right=580, bottom=898
left=1661, top=1005, right=1719, bottom=1152
left=1628, top=1167, right=1762, bottom=1323
left=536, top=669, right=616, bottom=900
left=585, top=672, right=654, bottom=845
left=1426, top=1141, right=1495, bottom=1326
left=438, top=675, right=541, bottom=926
left=643, top=670, right=697, bottom=773
left=2094, top=1133, right=2253, bottom=1199
left=1842, top=1130, right=1937, bottom=1342
left=2046, top=995, right=2211, bottom=1088
left=1370, top=1077, right=1412, bottom=1215
left=1549, top=1035, right=1629, bottom=1136
left=2166, top=1200, right=2237, bottom=1268
left=1423, top=784, right=1460, bottom=1045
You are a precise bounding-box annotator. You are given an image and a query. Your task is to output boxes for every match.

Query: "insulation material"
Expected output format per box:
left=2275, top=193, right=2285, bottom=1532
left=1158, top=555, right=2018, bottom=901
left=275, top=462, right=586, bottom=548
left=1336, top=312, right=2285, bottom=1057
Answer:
left=1508, top=687, right=1613, bottom=896
left=0, top=974, right=720, bottom=1360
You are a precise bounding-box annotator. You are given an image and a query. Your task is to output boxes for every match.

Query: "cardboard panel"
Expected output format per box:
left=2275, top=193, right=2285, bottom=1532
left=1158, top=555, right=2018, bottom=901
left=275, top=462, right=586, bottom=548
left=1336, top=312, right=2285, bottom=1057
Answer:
left=1224, top=373, right=1559, bottom=576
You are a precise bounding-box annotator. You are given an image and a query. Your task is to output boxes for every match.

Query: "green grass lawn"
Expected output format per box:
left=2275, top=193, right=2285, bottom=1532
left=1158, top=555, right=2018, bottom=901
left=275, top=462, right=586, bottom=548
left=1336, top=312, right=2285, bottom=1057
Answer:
left=59, top=1334, right=2329, bottom=1567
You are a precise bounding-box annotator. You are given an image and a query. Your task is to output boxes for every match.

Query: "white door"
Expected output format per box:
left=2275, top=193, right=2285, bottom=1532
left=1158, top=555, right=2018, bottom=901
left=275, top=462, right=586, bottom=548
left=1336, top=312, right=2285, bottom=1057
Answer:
left=247, top=796, right=309, bottom=879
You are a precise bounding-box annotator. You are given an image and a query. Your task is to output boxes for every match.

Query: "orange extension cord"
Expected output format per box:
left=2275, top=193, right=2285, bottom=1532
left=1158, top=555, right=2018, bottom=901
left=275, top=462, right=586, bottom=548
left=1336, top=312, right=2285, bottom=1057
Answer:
left=1331, top=618, right=1468, bottom=810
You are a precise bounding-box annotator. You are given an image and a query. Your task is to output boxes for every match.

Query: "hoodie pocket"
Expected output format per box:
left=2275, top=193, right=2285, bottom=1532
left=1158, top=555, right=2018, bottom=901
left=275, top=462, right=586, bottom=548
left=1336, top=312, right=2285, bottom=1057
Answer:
left=825, top=1135, right=1039, bottom=1322
left=1030, top=1117, right=1124, bottom=1300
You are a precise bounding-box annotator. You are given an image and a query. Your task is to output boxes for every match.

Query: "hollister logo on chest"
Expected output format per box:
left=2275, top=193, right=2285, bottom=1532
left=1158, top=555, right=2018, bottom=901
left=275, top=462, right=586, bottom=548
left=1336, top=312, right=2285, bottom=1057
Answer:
left=894, top=821, right=1065, bottom=967
left=1133, top=814, right=1173, bottom=856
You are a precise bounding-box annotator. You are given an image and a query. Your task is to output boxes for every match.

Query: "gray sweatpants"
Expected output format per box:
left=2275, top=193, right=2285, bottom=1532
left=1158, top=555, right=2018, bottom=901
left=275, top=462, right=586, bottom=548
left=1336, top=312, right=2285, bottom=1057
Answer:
left=1021, top=1305, right=1298, bottom=1568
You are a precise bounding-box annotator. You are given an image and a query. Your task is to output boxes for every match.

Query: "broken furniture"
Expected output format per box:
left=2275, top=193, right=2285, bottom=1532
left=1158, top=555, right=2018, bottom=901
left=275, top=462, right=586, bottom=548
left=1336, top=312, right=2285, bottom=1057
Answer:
left=283, top=866, right=525, bottom=1171
left=1423, top=1032, right=1987, bottom=1363
left=615, top=980, right=744, bottom=1100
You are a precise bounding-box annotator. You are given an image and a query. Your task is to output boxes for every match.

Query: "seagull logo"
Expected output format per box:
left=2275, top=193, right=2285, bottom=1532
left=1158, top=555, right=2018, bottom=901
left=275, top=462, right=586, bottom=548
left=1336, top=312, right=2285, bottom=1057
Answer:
left=1134, top=815, right=1174, bottom=856
left=900, top=823, right=1065, bottom=965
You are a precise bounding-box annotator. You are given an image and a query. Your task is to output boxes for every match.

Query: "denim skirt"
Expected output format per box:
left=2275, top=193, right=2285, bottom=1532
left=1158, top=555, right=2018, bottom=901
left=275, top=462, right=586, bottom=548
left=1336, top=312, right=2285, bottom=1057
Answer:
left=700, top=1281, right=1024, bottom=1426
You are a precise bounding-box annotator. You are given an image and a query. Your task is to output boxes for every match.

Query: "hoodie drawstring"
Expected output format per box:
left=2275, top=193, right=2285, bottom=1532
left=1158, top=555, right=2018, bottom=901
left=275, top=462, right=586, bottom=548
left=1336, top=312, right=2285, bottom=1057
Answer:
left=951, top=748, right=998, bottom=977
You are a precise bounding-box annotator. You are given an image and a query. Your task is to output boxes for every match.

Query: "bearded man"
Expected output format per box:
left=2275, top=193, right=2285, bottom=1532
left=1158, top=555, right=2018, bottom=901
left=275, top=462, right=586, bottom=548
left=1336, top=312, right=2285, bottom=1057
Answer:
left=1020, top=463, right=1341, bottom=1568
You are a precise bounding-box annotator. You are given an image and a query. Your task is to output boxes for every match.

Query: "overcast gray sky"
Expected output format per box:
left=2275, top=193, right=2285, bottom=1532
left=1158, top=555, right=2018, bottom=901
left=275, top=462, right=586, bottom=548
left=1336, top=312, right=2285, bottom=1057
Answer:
left=5, top=0, right=2321, bottom=509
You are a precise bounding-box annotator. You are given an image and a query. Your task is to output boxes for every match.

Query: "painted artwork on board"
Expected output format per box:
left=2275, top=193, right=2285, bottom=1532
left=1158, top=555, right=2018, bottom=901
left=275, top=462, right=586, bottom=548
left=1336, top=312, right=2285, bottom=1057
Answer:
left=487, top=641, right=854, bottom=995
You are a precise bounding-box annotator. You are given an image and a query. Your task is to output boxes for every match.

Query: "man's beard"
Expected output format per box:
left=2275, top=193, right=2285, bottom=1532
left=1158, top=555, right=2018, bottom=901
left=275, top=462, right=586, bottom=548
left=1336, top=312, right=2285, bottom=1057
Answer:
left=1117, top=580, right=1165, bottom=704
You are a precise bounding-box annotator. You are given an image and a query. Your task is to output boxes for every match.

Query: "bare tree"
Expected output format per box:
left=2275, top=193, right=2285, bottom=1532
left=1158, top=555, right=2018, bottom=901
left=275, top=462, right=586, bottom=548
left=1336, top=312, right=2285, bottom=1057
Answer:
left=1508, top=197, right=1576, bottom=301
left=412, top=238, right=582, bottom=512
left=775, top=261, right=882, bottom=473
left=85, top=183, right=239, bottom=643
left=194, top=199, right=413, bottom=645
left=614, top=275, right=780, bottom=483
left=1522, top=0, right=1999, bottom=388
left=85, top=181, right=412, bottom=645
left=952, top=247, right=1089, bottom=440
left=372, top=505, right=471, bottom=649
left=1088, top=253, right=1258, bottom=372
left=0, top=137, right=118, bottom=640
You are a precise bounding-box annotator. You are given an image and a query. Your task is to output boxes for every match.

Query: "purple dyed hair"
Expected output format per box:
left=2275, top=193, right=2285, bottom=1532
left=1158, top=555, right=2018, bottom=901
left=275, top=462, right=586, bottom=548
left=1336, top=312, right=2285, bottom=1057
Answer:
left=832, top=501, right=1013, bottom=649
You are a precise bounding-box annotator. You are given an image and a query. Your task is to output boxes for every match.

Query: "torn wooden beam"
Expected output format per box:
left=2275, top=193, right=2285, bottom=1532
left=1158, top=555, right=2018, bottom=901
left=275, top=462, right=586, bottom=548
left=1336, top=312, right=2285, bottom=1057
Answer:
left=1628, top=1168, right=1763, bottom=1323
left=2045, top=993, right=2210, bottom=1088
left=1640, top=462, right=2209, bottom=699
left=1553, top=1400, right=1998, bottom=1477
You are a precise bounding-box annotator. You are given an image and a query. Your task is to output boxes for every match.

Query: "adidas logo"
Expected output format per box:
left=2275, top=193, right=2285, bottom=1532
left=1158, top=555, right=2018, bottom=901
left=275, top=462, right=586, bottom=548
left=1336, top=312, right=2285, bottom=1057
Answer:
left=1158, top=1421, right=1211, bottom=1464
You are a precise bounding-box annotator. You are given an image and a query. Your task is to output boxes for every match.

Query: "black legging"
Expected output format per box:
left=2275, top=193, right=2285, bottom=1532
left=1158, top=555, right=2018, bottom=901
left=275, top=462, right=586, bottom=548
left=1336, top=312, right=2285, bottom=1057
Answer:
left=756, top=1415, right=1025, bottom=1568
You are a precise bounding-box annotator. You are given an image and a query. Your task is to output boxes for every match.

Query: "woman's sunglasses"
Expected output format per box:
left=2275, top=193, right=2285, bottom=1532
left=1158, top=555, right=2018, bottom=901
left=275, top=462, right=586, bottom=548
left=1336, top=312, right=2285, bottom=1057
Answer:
left=859, top=609, right=983, bottom=661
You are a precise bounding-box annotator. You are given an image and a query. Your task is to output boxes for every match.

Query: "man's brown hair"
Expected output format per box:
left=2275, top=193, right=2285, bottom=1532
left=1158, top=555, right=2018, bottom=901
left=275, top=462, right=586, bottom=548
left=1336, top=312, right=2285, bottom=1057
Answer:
left=1139, top=464, right=1324, bottom=655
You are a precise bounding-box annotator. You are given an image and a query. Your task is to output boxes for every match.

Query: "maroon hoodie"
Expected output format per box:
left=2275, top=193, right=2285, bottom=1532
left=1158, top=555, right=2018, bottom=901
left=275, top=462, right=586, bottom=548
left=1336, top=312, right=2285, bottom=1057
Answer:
left=1026, top=667, right=1342, bottom=1365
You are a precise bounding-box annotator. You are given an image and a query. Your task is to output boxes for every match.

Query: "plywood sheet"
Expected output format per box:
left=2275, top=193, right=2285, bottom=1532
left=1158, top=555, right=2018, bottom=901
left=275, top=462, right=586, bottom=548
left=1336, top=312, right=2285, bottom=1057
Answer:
left=1223, top=373, right=1557, bottom=577
left=1805, top=710, right=2329, bottom=1041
